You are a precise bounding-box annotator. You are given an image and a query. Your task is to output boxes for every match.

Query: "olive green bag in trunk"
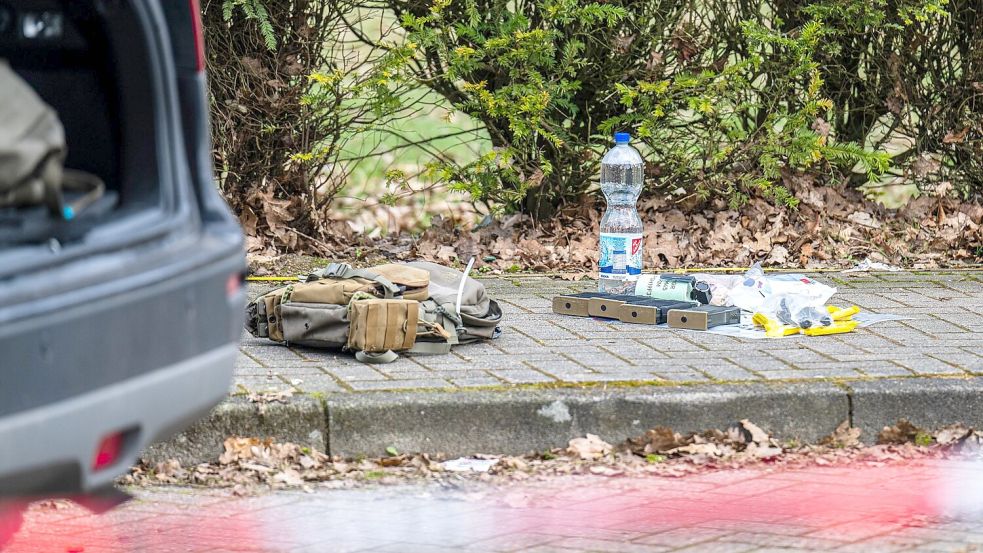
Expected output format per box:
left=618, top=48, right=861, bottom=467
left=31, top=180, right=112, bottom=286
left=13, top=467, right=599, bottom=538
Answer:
left=245, top=261, right=503, bottom=363
left=0, top=59, right=104, bottom=222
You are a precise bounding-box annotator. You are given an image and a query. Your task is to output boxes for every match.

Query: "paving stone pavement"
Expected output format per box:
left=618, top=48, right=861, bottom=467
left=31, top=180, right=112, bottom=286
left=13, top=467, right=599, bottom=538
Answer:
left=238, top=271, right=983, bottom=395
left=5, top=457, right=983, bottom=552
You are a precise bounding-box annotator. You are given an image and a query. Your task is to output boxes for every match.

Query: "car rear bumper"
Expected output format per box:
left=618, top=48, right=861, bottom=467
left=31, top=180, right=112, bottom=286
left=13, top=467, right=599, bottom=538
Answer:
left=0, top=343, right=236, bottom=494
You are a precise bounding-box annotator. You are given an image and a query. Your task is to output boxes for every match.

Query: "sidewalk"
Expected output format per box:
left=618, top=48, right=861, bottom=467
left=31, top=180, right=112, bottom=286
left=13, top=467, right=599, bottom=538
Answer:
left=147, top=271, right=983, bottom=464
left=9, top=458, right=983, bottom=552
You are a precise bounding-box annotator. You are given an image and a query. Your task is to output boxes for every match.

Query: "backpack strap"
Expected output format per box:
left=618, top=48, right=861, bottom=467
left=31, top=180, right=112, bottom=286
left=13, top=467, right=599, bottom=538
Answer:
left=306, top=263, right=401, bottom=298
left=355, top=340, right=453, bottom=363
left=355, top=350, right=400, bottom=364
left=408, top=341, right=453, bottom=355
left=59, top=169, right=105, bottom=220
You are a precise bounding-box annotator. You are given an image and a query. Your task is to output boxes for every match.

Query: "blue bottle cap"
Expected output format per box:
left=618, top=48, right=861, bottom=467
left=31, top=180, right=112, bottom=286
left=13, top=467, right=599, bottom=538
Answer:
left=62, top=206, right=75, bottom=220
left=614, top=132, right=630, bottom=144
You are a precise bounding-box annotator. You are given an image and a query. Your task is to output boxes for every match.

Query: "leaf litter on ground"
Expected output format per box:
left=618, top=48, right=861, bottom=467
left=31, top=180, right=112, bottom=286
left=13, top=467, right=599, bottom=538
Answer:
left=123, top=419, right=983, bottom=495
left=243, top=387, right=295, bottom=416
left=246, top=177, right=983, bottom=273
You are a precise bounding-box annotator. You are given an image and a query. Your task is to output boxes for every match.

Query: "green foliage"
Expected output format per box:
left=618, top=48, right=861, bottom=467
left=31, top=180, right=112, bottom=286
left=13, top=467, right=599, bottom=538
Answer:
left=204, top=0, right=408, bottom=251
left=387, top=0, right=633, bottom=215
left=787, top=0, right=979, bottom=195
left=221, top=0, right=277, bottom=50
left=211, top=0, right=981, bottom=235
left=372, top=0, right=926, bottom=215
left=914, top=432, right=934, bottom=447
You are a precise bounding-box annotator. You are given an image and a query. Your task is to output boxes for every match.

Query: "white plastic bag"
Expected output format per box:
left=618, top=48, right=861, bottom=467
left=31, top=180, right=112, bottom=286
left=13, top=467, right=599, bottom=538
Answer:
left=722, top=263, right=837, bottom=314
left=691, top=274, right=744, bottom=306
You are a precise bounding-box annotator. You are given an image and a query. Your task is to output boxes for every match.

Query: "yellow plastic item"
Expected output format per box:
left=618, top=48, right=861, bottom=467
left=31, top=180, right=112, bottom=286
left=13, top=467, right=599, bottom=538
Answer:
left=752, top=312, right=801, bottom=337
left=802, top=320, right=859, bottom=336
left=825, top=305, right=860, bottom=321
left=247, top=276, right=300, bottom=282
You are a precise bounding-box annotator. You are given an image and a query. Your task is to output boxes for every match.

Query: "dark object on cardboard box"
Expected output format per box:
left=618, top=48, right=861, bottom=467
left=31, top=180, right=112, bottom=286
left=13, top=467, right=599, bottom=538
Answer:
left=552, top=292, right=608, bottom=317
left=618, top=299, right=698, bottom=325
left=587, top=294, right=638, bottom=318
left=667, top=306, right=741, bottom=330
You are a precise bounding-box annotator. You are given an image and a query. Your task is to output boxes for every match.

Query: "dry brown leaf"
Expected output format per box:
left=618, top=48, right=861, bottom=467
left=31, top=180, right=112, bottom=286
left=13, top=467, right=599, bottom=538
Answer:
left=746, top=443, right=783, bottom=459
left=220, top=438, right=260, bottom=465
left=846, top=211, right=882, bottom=229
left=589, top=465, right=624, bottom=477
left=273, top=469, right=304, bottom=486
left=668, top=443, right=722, bottom=456
left=737, top=420, right=771, bottom=446
left=567, top=434, right=613, bottom=460
left=799, top=242, right=815, bottom=266
left=877, top=420, right=921, bottom=445
left=821, top=421, right=862, bottom=448
left=943, top=127, right=970, bottom=144
left=764, top=245, right=789, bottom=266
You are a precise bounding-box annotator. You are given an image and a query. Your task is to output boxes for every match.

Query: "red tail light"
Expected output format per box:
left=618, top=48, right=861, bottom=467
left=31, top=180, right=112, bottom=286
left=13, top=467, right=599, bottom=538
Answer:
left=92, top=432, right=124, bottom=471
left=189, top=0, right=205, bottom=72
left=227, top=272, right=245, bottom=298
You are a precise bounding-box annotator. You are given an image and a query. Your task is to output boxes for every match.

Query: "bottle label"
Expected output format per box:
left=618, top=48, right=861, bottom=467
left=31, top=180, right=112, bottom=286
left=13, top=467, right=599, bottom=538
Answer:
left=633, top=274, right=693, bottom=301
left=599, top=233, right=642, bottom=278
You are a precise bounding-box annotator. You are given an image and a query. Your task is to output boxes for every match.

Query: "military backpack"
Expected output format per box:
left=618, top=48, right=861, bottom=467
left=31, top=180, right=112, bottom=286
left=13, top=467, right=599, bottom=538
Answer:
left=0, top=60, right=104, bottom=224
left=245, top=261, right=503, bottom=362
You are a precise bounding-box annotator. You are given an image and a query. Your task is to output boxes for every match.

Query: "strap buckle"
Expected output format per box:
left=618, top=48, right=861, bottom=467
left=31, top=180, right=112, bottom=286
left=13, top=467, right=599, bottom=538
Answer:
left=322, top=262, right=352, bottom=277
left=304, top=262, right=353, bottom=282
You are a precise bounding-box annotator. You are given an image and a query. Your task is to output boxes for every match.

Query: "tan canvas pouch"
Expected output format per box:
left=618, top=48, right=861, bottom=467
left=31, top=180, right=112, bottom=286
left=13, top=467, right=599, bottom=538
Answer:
left=348, top=299, right=419, bottom=353
left=288, top=278, right=378, bottom=305
left=368, top=264, right=430, bottom=301
left=280, top=303, right=350, bottom=348
left=262, top=288, right=289, bottom=342
left=247, top=296, right=268, bottom=337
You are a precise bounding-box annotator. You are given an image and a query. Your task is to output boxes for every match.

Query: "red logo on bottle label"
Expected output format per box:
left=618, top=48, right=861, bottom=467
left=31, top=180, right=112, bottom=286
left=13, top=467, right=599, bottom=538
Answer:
left=631, top=238, right=642, bottom=256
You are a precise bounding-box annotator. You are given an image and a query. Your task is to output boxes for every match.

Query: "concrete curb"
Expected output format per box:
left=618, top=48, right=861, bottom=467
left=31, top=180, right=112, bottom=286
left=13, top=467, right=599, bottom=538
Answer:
left=326, top=382, right=848, bottom=458
left=142, top=397, right=325, bottom=466
left=144, top=376, right=983, bottom=465
left=847, top=377, right=983, bottom=443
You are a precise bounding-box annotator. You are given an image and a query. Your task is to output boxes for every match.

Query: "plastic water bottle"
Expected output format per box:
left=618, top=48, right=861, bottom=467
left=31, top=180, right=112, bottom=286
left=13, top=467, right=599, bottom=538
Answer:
left=598, top=132, right=644, bottom=293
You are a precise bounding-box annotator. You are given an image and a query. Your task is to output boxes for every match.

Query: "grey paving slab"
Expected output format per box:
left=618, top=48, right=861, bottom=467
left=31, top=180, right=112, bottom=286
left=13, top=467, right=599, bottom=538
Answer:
left=492, top=369, right=557, bottom=384
left=152, top=271, right=983, bottom=462
left=346, top=378, right=453, bottom=392
left=893, top=357, right=967, bottom=376
left=322, top=365, right=389, bottom=382
left=234, top=273, right=983, bottom=395
left=448, top=376, right=505, bottom=388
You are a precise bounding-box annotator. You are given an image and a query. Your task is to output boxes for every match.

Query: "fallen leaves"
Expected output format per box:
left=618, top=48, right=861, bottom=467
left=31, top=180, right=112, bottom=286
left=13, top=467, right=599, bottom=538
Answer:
left=245, top=388, right=295, bottom=415
left=820, top=421, right=862, bottom=449
left=432, top=168, right=975, bottom=271
left=846, top=211, right=882, bottom=229
left=125, top=419, right=983, bottom=493
left=567, top=434, right=613, bottom=460
left=626, top=426, right=686, bottom=454
left=246, top=178, right=982, bottom=275
left=877, top=420, right=923, bottom=445
left=943, top=127, right=970, bottom=144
